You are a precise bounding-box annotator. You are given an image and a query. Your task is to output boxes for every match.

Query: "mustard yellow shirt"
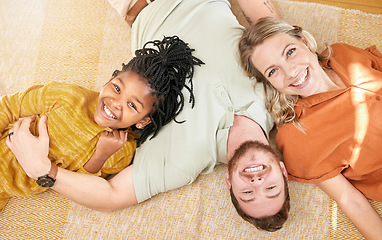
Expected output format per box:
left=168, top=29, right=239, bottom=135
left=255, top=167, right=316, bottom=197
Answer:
left=0, top=82, right=136, bottom=209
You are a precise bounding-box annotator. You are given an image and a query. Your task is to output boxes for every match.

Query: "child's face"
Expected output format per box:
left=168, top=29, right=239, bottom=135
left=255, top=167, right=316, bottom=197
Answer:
left=94, top=71, right=155, bottom=130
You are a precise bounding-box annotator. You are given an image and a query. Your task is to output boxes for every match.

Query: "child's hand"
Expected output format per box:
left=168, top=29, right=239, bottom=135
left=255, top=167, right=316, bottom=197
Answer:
left=96, top=130, right=128, bottom=157
left=84, top=130, right=128, bottom=173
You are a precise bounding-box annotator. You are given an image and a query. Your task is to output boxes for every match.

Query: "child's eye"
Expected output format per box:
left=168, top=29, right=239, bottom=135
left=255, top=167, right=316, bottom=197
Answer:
left=128, top=102, right=137, bottom=110
left=113, top=84, right=121, bottom=93
left=266, top=185, right=276, bottom=190
left=243, top=191, right=252, bottom=194
left=268, top=69, right=276, bottom=77
left=287, top=48, right=296, bottom=56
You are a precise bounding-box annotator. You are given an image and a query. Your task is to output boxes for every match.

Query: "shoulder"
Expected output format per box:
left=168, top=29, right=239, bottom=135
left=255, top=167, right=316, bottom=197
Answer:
left=329, top=43, right=376, bottom=57
left=43, top=82, right=96, bottom=100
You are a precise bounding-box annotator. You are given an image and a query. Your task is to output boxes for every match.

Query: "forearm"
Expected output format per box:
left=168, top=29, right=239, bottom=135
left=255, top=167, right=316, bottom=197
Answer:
left=236, top=0, right=280, bottom=24
left=336, top=190, right=382, bottom=240
left=317, top=175, right=382, bottom=240
left=83, top=149, right=110, bottom=173
left=52, top=165, right=137, bottom=212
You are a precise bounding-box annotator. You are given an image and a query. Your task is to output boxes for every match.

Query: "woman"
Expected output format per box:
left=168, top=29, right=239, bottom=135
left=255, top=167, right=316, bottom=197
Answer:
left=239, top=17, right=382, bottom=239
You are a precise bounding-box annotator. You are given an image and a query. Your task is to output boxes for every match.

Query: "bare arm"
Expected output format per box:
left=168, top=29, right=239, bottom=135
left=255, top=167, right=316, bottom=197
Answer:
left=236, top=0, right=280, bottom=24
left=7, top=116, right=137, bottom=211
left=53, top=164, right=137, bottom=211
left=317, top=174, right=382, bottom=240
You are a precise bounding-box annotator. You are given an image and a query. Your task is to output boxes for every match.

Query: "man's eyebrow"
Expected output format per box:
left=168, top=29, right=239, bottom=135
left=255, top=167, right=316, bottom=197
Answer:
left=240, top=197, right=255, bottom=203
left=268, top=190, right=281, bottom=199
left=240, top=190, right=281, bottom=203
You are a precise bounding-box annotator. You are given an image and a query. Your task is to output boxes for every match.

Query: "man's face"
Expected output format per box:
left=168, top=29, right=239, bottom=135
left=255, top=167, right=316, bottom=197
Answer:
left=226, top=144, right=288, bottom=218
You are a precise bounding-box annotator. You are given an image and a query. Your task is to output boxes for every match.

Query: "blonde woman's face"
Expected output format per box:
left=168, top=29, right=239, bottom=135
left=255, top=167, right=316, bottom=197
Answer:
left=251, top=33, right=325, bottom=98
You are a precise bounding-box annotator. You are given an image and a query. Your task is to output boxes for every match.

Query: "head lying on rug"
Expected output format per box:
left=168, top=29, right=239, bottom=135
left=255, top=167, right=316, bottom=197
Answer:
left=1, top=35, right=203, bottom=212
left=225, top=140, right=290, bottom=232
left=231, top=17, right=382, bottom=238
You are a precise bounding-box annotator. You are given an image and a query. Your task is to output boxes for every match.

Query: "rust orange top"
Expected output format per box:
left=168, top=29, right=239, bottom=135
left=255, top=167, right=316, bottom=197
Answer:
left=276, top=43, right=382, bottom=201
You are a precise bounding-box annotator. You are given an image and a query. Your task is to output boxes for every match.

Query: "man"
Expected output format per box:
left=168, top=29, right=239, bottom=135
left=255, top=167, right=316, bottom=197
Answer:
left=8, top=0, right=288, bottom=231
left=226, top=140, right=289, bottom=231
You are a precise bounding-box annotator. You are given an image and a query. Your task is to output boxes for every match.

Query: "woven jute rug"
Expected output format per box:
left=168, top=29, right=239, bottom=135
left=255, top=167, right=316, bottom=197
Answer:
left=0, top=0, right=381, bottom=239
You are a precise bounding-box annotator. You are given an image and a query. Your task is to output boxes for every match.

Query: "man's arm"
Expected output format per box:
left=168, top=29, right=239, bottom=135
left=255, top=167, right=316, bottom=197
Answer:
left=7, top=116, right=137, bottom=211
left=317, top=174, right=382, bottom=240
left=53, top=165, right=137, bottom=211
left=236, top=0, right=280, bottom=24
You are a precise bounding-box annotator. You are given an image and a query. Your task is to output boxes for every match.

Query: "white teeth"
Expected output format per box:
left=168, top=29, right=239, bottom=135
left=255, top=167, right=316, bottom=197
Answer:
left=104, top=105, right=117, bottom=119
left=244, top=165, right=264, bottom=172
left=291, top=70, right=308, bottom=86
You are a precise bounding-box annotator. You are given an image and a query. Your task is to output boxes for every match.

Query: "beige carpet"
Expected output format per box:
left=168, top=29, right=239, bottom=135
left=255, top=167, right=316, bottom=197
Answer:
left=0, top=0, right=381, bottom=239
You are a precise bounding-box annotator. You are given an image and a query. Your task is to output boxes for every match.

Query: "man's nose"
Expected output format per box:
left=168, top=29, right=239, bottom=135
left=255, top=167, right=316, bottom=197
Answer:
left=250, top=176, right=264, bottom=183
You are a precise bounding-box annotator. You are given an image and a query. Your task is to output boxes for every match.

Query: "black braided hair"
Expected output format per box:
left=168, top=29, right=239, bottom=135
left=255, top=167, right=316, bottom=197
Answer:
left=113, top=36, right=204, bottom=144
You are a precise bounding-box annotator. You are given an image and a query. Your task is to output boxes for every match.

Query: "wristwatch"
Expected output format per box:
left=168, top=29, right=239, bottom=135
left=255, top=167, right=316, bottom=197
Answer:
left=36, top=162, right=58, bottom=188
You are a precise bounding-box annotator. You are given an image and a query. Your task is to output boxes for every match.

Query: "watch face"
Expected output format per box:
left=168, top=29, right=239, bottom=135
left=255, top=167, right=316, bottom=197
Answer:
left=37, top=176, right=55, bottom=188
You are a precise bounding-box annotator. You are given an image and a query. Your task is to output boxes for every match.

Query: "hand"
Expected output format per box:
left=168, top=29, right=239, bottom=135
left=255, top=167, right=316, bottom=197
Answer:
left=84, top=130, right=128, bottom=173
left=6, top=115, right=51, bottom=179
left=95, top=130, right=128, bottom=158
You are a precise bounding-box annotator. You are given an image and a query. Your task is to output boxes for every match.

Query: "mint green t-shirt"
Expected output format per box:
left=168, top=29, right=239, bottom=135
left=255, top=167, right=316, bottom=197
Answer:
left=128, top=0, right=273, bottom=202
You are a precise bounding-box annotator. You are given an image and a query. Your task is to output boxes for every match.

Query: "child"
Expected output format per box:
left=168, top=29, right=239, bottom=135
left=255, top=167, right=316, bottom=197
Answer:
left=1, top=35, right=203, bottom=211
left=238, top=17, right=382, bottom=239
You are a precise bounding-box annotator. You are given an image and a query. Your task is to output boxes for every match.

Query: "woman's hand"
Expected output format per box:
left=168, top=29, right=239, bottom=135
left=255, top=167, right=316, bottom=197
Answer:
left=83, top=130, right=128, bottom=173
left=6, top=115, right=51, bottom=179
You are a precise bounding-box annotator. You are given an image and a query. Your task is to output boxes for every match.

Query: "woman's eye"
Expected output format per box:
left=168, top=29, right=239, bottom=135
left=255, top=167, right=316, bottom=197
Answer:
left=268, top=69, right=276, bottom=77
left=266, top=186, right=276, bottom=190
left=243, top=191, right=252, bottom=194
left=287, top=48, right=296, bottom=56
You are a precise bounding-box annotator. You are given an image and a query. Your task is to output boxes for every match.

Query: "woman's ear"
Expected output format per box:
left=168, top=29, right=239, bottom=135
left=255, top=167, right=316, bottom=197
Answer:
left=135, top=117, right=152, bottom=129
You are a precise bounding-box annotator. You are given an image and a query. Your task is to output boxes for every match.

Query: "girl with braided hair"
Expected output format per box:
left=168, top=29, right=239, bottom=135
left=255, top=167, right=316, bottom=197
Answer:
left=9, top=0, right=278, bottom=215
left=1, top=35, right=202, bottom=211
left=122, top=35, right=202, bottom=144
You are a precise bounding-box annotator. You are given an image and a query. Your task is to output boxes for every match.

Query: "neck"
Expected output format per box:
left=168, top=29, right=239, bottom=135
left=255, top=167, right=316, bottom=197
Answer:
left=321, top=67, right=346, bottom=92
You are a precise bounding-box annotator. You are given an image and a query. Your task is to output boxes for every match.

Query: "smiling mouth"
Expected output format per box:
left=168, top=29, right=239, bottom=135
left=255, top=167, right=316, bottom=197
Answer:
left=290, top=68, right=308, bottom=87
left=103, top=103, right=117, bottom=119
left=243, top=164, right=266, bottom=173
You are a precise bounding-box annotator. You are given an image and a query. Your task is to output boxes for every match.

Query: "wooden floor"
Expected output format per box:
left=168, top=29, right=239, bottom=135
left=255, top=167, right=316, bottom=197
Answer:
left=293, top=0, right=382, bottom=14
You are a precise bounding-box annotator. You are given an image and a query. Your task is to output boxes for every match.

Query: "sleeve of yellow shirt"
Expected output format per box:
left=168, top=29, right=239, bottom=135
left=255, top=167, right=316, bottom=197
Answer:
left=0, top=84, right=47, bottom=132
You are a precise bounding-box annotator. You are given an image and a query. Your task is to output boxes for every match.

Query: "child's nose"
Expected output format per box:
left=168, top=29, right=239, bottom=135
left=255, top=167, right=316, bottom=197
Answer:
left=111, top=97, right=123, bottom=109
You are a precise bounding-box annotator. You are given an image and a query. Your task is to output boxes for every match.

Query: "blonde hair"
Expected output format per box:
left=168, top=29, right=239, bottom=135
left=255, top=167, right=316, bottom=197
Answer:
left=239, top=17, right=330, bottom=131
